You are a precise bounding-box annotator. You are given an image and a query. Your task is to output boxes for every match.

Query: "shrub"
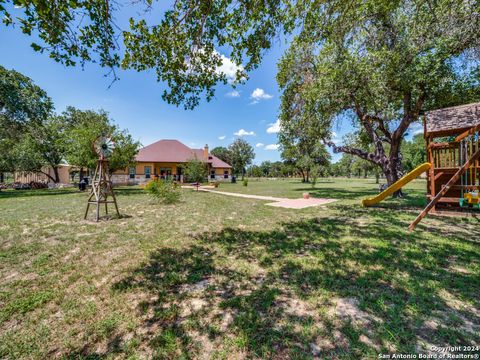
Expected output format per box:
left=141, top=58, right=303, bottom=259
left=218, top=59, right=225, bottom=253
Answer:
left=310, top=165, right=321, bottom=188
left=242, top=178, right=248, bottom=187
left=184, top=157, right=207, bottom=183
left=144, top=179, right=181, bottom=204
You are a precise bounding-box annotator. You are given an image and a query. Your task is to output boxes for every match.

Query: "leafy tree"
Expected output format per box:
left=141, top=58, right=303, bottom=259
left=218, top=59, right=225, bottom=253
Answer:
left=259, top=161, right=272, bottom=177
left=228, top=139, right=255, bottom=180
left=277, top=60, right=331, bottom=182
left=63, top=107, right=112, bottom=173
left=109, top=130, right=141, bottom=173
left=402, top=134, right=427, bottom=173
left=1, top=0, right=279, bottom=108
left=310, top=164, right=322, bottom=188
left=247, top=165, right=263, bottom=178
left=13, top=116, right=71, bottom=182
left=210, top=146, right=231, bottom=165
left=331, top=155, right=355, bottom=178
left=62, top=107, right=140, bottom=177
left=281, top=141, right=330, bottom=182
left=0, top=65, right=53, bottom=126
left=277, top=2, right=480, bottom=195
left=0, top=65, right=53, bottom=180
left=4, top=1, right=478, bottom=112
left=184, top=156, right=207, bottom=183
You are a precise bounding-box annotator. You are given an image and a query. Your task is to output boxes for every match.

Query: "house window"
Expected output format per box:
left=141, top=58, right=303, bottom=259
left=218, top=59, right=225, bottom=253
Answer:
left=224, top=170, right=229, bottom=179
left=129, top=166, right=136, bottom=179
left=210, top=170, right=216, bottom=179
left=144, top=166, right=151, bottom=179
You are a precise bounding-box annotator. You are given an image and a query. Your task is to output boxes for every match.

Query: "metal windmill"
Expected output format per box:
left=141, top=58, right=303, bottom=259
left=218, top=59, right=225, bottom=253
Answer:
left=84, top=135, right=120, bottom=221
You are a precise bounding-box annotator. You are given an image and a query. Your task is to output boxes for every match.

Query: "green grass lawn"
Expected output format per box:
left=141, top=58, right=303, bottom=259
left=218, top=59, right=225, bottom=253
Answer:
left=0, top=178, right=479, bottom=359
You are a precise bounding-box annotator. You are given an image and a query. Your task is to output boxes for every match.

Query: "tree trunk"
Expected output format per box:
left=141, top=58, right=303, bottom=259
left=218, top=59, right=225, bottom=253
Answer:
left=80, top=167, right=84, bottom=180
left=306, top=170, right=310, bottom=183
left=300, top=170, right=306, bottom=182
left=53, top=166, right=60, bottom=183
left=0, top=172, right=4, bottom=183
left=379, top=154, right=403, bottom=197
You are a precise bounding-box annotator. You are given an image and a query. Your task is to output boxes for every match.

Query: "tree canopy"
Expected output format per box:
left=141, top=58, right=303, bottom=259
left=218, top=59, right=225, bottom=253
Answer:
left=0, top=0, right=285, bottom=108
left=210, top=146, right=231, bottom=165
left=62, top=107, right=140, bottom=174
left=277, top=0, right=480, bottom=190
left=228, top=139, right=255, bottom=179
left=0, top=65, right=53, bottom=174
left=2, top=1, right=478, bottom=111
left=0, top=66, right=140, bottom=181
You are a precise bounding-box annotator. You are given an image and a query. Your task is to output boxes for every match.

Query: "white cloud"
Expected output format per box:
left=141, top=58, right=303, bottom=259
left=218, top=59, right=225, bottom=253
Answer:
left=216, top=54, right=244, bottom=83
left=332, top=131, right=337, bottom=138
left=265, top=144, right=279, bottom=151
left=234, top=129, right=256, bottom=137
left=225, top=90, right=240, bottom=98
left=250, top=88, right=273, bottom=102
left=218, top=135, right=226, bottom=140
left=256, top=143, right=264, bottom=147
left=266, top=119, right=281, bottom=134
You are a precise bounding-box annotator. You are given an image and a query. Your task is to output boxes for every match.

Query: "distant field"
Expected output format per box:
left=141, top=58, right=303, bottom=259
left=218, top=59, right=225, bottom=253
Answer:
left=0, top=178, right=478, bottom=359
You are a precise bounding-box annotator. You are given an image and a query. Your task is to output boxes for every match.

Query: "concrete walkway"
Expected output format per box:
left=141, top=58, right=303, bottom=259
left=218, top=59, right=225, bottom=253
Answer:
left=199, top=188, right=337, bottom=209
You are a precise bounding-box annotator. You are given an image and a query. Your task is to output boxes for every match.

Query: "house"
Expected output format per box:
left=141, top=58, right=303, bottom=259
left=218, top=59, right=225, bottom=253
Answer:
left=112, top=139, right=232, bottom=184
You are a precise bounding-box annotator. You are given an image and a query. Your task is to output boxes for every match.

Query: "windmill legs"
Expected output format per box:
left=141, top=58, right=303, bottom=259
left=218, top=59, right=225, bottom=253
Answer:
left=84, top=160, right=120, bottom=221
left=84, top=202, right=91, bottom=220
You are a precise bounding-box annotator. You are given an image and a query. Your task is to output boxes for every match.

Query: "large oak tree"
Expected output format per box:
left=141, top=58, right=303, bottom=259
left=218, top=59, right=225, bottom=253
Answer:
left=3, top=0, right=479, bottom=188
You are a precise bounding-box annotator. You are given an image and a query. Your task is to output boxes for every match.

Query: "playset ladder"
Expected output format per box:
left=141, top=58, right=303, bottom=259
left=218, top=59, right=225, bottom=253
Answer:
left=409, top=147, right=480, bottom=231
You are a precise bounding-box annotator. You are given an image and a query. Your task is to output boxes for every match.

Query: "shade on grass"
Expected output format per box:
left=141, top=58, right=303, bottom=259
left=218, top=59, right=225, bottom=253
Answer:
left=0, top=178, right=478, bottom=359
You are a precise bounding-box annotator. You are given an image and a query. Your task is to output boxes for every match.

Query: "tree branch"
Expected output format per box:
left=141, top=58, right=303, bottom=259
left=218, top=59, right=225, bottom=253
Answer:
left=35, top=169, right=56, bottom=183
left=323, top=139, right=382, bottom=166
left=392, top=89, right=426, bottom=142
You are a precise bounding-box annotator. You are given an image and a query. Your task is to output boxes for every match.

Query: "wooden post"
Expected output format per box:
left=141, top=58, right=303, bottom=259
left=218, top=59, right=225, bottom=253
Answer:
left=427, top=136, right=436, bottom=212
left=409, top=147, right=480, bottom=231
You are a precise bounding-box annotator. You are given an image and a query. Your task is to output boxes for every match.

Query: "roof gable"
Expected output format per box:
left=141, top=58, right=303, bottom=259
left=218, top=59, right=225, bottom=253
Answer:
left=135, top=139, right=231, bottom=168
left=136, top=139, right=197, bottom=163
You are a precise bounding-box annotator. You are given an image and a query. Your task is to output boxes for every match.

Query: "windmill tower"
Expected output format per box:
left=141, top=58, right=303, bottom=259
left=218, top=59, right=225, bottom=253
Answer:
left=84, top=135, right=120, bottom=221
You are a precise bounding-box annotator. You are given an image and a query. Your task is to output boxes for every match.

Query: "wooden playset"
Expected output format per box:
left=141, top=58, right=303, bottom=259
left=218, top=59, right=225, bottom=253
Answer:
left=362, top=102, right=480, bottom=230
left=409, top=102, right=480, bottom=229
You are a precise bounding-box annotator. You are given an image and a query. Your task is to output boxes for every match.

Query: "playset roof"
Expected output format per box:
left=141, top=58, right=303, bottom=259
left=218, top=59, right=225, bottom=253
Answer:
left=425, top=102, right=480, bottom=135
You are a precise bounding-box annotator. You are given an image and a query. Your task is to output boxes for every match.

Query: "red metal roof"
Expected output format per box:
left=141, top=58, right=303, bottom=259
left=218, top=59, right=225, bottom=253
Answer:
left=135, top=139, right=231, bottom=168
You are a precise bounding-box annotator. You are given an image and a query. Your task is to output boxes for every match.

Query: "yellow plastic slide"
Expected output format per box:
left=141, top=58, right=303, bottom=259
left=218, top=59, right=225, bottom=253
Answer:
left=362, top=163, right=431, bottom=207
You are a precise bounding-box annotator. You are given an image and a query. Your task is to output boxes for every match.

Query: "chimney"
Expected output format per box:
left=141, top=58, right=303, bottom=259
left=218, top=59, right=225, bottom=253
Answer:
left=204, top=144, right=209, bottom=159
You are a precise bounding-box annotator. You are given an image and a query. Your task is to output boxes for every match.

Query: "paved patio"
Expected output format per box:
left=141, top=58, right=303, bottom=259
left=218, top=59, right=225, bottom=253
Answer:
left=198, top=188, right=337, bottom=209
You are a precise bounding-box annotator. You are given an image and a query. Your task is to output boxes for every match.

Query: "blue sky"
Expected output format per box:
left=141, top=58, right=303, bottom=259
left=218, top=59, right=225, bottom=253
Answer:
left=0, top=5, right=422, bottom=164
